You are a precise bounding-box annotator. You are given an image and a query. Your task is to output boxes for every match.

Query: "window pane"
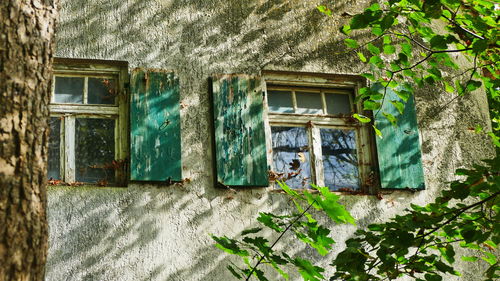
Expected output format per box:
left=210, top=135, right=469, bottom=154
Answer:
left=296, top=92, right=323, bottom=114
left=320, top=128, right=359, bottom=190
left=75, top=118, right=115, bottom=184
left=268, top=90, right=293, bottom=113
left=48, top=118, right=61, bottom=180
left=325, top=93, right=351, bottom=115
left=88, top=78, right=116, bottom=105
left=54, top=77, right=84, bottom=103
left=271, top=126, right=312, bottom=189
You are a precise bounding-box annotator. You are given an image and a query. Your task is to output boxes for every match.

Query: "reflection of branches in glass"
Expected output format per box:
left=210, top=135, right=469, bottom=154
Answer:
left=75, top=118, right=115, bottom=183
left=271, top=126, right=311, bottom=188
left=320, top=129, right=359, bottom=190
left=47, top=118, right=61, bottom=179
left=88, top=78, right=116, bottom=104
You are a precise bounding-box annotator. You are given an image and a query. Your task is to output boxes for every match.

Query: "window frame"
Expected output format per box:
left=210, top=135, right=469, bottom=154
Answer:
left=50, top=58, right=129, bottom=186
left=262, top=70, right=377, bottom=193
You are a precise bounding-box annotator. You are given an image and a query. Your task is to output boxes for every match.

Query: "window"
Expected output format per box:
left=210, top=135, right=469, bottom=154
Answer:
left=48, top=59, right=128, bottom=186
left=211, top=72, right=424, bottom=191
left=264, top=73, right=375, bottom=192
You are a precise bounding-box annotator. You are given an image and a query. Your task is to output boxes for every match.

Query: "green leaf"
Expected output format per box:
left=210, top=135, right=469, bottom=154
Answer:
left=373, top=125, right=382, bottom=138
left=383, top=35, right=391, bottom=45
left=371, top=26, right=383, bottom=36
left=361, top=73, right=375, bottom=81
left=353, top=113, right=371, bottom=123
left=472, top=39, right=488, bottom=54
left=430, top=35, right=448, bottom=49
left=401, top=43, right=412, bottom=56
left=461, top=228, right=479, bottom=243
left=382, top=112, right=397, bottom=126
left=341, top=24, right=351, bottom=35
left=444, top=81, right=454, bottom=93
left=428, top=67, right=442, bottom=78
left=381, top=15, right=395, bottom=30
left=351, top=14, right=370, bottom=29
left=357, top=52, right=367, bottom=62
left=441, top=244, right=456, bottom=264
left=369, top=55, right=384, bottom=67
left=488, top=132, right=500, bottom=147
left=364, top=100, right=381, bottom=110
left=390, top=100, right=405, bottom=114
left=394, top=89, right=410, bottom=102
left=292, top=258, right=325, bottom=281
left=212, top=235, right=249, bottom=257
left=242, top=236, right=270, bottom=255
left=383, top=44, right=396, bottom=54
left=462, top=256, right=478, bottom=262
left=344, top=38, right=359, bottom=49
left=425, top=273, right=443, bottom=281
left=257, top=213, right=284, bottom=233
left=316, top=5, right=332, bottom=16
left=482, top=251, right=497, bottom=265
left=422, top=0, right=442, bottom=18
left=466, top=80, right=482, bottom=92
left=367, top=43, right=380, bottom=55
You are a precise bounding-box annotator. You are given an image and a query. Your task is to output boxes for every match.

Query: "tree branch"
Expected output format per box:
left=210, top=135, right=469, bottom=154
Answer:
left=245, top=199, right=316, bottom=280
left=416, top=191, right=500, bottom=239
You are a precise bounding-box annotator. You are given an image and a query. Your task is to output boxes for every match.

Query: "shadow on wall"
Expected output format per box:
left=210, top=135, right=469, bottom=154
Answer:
left=47, top=0, right=492, bottom=280
left=56, top=0, right=372, bottom=74
left=47, top=184, right=402, bottom=281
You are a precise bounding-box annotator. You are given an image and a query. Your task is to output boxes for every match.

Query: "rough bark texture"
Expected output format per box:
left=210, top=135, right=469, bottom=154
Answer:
left=0, top=1, right=57, bottom=280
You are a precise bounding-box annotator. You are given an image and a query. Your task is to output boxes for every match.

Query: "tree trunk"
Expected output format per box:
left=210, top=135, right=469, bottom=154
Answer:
left=0, top=1, right=57, bottom=280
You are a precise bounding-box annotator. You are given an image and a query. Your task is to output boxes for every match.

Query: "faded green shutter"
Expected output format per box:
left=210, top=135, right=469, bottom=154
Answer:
left=130, top=68, right=181, bottom=181
left=374, top=85, right=425, bottom=190
left=212, top=74, right=268, bottom=187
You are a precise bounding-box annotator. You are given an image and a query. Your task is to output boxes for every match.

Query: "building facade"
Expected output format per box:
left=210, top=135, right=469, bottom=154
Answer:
left=47, top=0, right=493, bottom=280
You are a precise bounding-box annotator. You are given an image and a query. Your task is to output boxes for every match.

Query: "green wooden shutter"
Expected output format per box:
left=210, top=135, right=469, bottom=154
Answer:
left=212, top=74, right=268, bottom=187
left=130, top=68, right=181, bottom=181
left=374, top=85, right=425, bottom=190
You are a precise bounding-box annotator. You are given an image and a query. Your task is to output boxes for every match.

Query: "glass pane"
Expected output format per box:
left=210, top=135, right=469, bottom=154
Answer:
left=271, top=126, right=312, bottom=189
left=88, top=78, right=116, bottom=105
left=54, top=77, right=84, bottom=103
left=320, top=128, right=359, bottom=190
left=48, top=118, right=61, bottom=180
left=325, top=93, right=351, bottom=115
left=267, top=90, right=294, bottom=113
left=296, top=92, right=323, bottom=114
left=75, top=118, right=115, bottom=184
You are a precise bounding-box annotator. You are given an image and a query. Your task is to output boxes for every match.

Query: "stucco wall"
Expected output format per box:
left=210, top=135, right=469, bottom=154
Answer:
left=48, top=0, right=493, bottom=280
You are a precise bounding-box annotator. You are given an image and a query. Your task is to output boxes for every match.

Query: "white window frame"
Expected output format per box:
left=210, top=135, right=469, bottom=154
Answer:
left=262, top=71, right=376, bottom=193
left=50, top=58, right=129, bottom=186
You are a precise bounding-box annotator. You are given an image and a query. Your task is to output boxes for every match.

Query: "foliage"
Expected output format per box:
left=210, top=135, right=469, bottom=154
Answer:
left=321, top=0, right=499, bottom=145
left=212, top=182, right=354, bottom=281
left=213, top=0, right=499, bottom=280
left=332, top=156, right=500, bottom=281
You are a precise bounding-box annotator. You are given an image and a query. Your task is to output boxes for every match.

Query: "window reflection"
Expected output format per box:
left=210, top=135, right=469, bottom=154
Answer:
left=48, top=118, right=61, bottom=180
left=320, top=128, right=359, bottom=190
left=271, top=126, right=311, bottom=188
left=75, top=118, right=115, bottom=184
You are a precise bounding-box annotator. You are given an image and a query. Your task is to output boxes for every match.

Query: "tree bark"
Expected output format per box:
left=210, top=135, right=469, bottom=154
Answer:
left=0, top=1, right=57, bottom=280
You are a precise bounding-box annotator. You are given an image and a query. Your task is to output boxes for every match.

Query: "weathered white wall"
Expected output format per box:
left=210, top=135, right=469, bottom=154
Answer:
left=48, top=0, right=493, bottom=280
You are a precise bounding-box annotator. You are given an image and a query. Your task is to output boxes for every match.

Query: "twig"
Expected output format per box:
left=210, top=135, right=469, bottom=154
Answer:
left=416, top=191, right=500, bottom=239
left=441, top=14, right=485, bottom=40
left=245, top=199, right=317, bottom=280
left=374, top=74, right=394, bottom=118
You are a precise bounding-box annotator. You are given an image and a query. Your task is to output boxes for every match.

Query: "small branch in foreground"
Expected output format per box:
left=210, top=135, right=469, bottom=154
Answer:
left=417, top=191, right=500, bottom=239
left=245, top=200, right=317, bottom=280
